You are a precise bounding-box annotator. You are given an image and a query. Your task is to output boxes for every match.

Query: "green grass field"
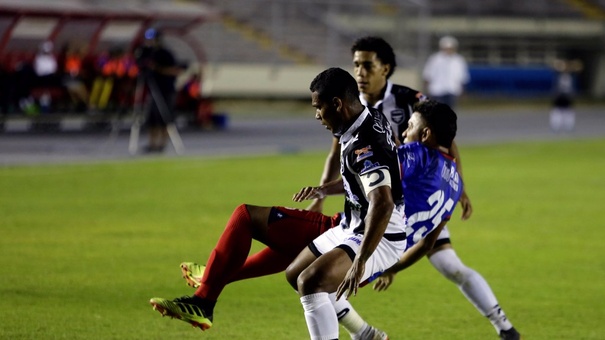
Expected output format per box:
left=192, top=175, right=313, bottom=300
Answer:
left=1, top=138, right=604, bottom=339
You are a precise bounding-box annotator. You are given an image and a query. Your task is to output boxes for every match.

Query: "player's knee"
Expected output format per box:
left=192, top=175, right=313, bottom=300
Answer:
left=296, top=266, right=324, bottom=295
left=232, top=204, right=251, bottom=220
left=285, top=261, right=302, bottom=291
left=429, top=248, right=471, bottom=285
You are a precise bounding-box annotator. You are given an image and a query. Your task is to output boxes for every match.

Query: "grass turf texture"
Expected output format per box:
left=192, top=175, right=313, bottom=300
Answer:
left=1, top=138, right=604, bottom=339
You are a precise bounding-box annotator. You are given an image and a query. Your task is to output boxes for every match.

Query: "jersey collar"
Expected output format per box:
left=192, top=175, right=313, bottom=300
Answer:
left=339, top=107, right=370, bottom=144
left=359, top=80, right=393, bottom=110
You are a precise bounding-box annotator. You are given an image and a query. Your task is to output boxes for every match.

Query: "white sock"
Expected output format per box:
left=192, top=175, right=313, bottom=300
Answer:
left=562, top=109, right=575, bottom=131
left=333, top=294, right=371, bottom=339
left=550, top=109, right=563, bottom=132
left=301, top=292, right=339, bottom=340
left=486, top=304, right=514, bottom=333
left=429, top=248, right=513, bottom=333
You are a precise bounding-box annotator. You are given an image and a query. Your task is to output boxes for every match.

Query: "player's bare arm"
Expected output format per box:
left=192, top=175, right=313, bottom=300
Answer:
left=373, top=220, right=448, bottom=292
left=449, top=140, right=473, bottom=220
left=292, top=178, right=345, bottom=202
left=336, top=177, right=393, bottom=300
left=306, top=137, right=341, bottom=212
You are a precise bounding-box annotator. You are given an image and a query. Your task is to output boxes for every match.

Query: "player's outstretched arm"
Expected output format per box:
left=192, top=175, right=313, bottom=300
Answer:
left=449, top=140, right=473, bottom=220
left=292, top=178, right=344, bottom=203
left=373, top=221, right=447, bottom=292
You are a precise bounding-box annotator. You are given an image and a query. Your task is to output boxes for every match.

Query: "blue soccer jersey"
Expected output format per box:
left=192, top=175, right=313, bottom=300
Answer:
left=398, top=142, right=463, bottom=250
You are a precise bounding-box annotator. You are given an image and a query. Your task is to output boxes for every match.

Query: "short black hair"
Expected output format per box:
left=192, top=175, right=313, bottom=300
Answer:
left=413, top=100, right=457, bottom=148
left=309, top=67, right=360, bottom=103
left=351, top=36, right=397, bottom=79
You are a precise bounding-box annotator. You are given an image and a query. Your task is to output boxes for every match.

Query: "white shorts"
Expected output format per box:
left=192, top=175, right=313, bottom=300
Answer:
left=309, top=226, right=406, bottom=285
left=436, top=226, right=450, bottom=241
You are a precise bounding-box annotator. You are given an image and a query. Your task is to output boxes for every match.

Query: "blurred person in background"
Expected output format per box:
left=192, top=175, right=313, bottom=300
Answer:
left=135, top=28, right=181, bottom=153
left=31, top=41, right=61, bottom=113
left=549, top=58, right=583, bottom=132
left=34, top=41, right=59, bottom=88
left=112, top=50, right=139, bottom=114
left=177, top=67, right=214, bottom=129
left=89, top=47, right=139, bottom=113
left=60, top=42, right=89, bottom=113
left=422, top=35, right=470, bottom=109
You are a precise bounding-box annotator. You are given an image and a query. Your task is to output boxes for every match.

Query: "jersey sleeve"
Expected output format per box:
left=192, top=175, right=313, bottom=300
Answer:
left=398, top=142, right=426, bottom=182
left=348, top=141, right=392, bottom=194
left=347, top=126, right=397, bottom=195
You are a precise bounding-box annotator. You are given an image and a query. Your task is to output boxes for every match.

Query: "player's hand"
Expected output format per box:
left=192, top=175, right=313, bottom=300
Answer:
left=292, top=186, right=325, bottom=202
left=336, top=258, right=365, bottom=301
left=373, top=271, right=395, bottom=292
left=459, top=191, right=473, bottom=220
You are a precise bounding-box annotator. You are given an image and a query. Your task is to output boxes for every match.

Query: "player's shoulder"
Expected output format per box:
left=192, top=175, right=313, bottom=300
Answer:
left=398, top=142, right=438, bottom=165
left=391, top=83, right=418, bottom=93
left=390, top=84, right=425, bottom=102
left=399, top=141, right=425, bottom=157
left=364, top=107, right=392, bottom=133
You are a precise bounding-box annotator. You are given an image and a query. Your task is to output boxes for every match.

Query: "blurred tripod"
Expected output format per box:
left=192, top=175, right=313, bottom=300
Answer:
left=128, top=68, right=184, bottom=155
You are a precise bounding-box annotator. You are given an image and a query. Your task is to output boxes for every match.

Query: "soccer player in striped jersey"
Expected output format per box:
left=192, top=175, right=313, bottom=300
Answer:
left=284, top=67, right=407, bottom=340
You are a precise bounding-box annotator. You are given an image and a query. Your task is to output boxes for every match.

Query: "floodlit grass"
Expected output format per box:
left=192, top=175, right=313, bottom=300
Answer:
left=1, top=139, right=604, bottom=339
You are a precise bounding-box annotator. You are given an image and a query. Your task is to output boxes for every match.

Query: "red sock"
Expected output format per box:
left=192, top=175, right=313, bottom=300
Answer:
left=195, top=204, right=252, bottom=300
left=229, top=247, right=293, bottom=283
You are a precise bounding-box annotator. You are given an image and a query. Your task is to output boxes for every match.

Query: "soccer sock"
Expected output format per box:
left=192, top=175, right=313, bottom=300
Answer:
left=562, top=109, right=575, bottom=131
left=429, top=248, right=513, bottom=334
left=229, top=247, right=293, bottom=282
left=550, top=109, right=563, bottom=131
left=332, top=295, right=371, bottom=339
left=195, top=204, right=253, bottom=301
left=301, top=292, right=339, bottom=340
left=486, top=304, right=514, bottom=334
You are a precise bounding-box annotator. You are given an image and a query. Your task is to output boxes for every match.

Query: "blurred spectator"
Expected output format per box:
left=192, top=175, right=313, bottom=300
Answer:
left=135, top=28, right=182, bottom=152
left=549, top=58, right=583, bottom=133
left=89, top=49, right=114, bottom=112
left=89, top=47, right=138, bottom=113
left=423, top=35, right=470, bottom=109
left=13, top=51, right=38, bottom=114
left=0, top=55, right=9, bottom=113
left=61, top=42, right=89, bottom=113
left=112, top=50, right=139, bottom=113
left=34, top=41, right=62, bottom=90
left=33, top=41, right=61, bottom=113
left=176, top=67, right=213, bottom=129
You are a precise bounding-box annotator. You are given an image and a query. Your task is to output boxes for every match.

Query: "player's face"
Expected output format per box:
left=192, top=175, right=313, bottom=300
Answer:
left=402, top=112, right=427, bottom=144
left=311, top=91, right=340, bottom=132
left=352, top=51, right=389, bottom=96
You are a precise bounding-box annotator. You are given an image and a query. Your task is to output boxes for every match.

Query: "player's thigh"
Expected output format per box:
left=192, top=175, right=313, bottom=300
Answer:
left=244, top=204, right=272, bottom=242
left=426, top=225, right=453, bottom=257
left=285, top=246, right=318, bottom=290
left=262, top=206, right=333, bottom=256
left=292, top=247, right=352, bottom=294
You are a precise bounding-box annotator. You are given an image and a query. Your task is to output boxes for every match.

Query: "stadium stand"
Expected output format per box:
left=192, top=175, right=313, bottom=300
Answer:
left=1, top=0, right=604, bottom=132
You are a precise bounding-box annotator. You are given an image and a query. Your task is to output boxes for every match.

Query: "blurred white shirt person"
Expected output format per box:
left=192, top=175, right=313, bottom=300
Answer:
left=34, top=41, right=58, bottom=77
left=423, top=35, right=469, bottom=108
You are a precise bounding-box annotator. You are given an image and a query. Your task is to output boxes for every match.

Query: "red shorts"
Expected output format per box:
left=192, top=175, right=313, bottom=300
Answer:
left=265, top=207, right=340, bottom=257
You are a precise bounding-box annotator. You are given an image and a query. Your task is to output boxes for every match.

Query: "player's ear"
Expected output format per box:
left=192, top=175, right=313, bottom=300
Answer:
left=332, top=97, right=343, bottom=111
left=421, top=127, right=432, bottom=144
left=382, top=63, right=391, bottom=77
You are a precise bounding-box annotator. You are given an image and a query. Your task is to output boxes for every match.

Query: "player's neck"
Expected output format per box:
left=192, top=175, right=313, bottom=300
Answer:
left=437, top=146, right=450, bottom=155
left=362, top=83, right=387, bottom=107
